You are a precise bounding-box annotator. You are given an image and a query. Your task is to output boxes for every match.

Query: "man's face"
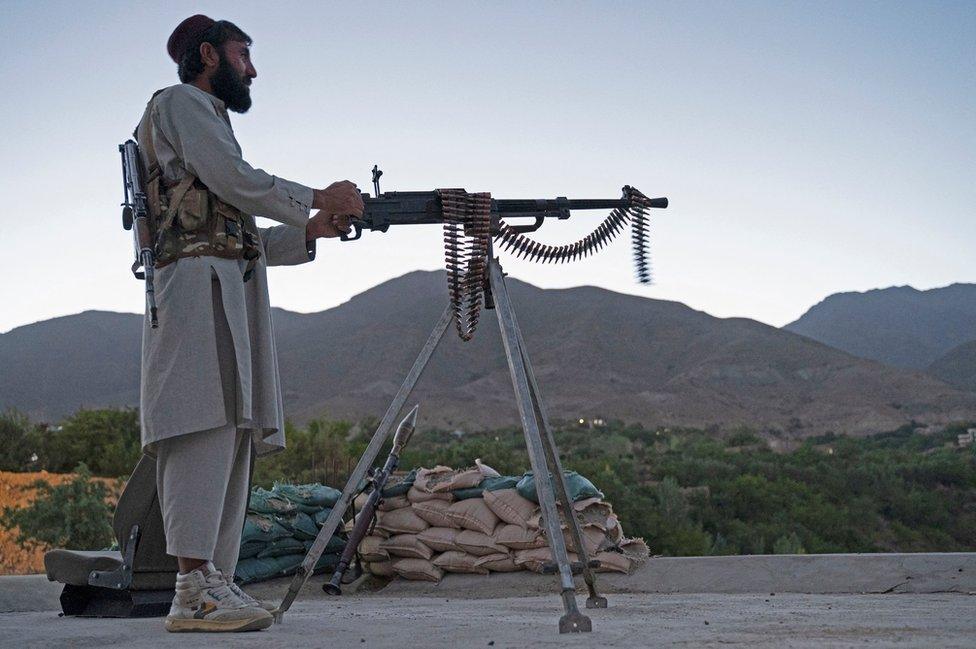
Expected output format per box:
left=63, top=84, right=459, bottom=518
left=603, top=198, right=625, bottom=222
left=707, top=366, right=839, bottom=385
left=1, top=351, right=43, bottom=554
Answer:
left=210, top=40, right=257, bottom=113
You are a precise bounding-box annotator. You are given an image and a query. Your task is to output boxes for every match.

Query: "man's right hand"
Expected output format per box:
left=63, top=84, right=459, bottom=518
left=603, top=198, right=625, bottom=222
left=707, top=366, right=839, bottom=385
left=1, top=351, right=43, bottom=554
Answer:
left=312, top=180, right=365, bottom=218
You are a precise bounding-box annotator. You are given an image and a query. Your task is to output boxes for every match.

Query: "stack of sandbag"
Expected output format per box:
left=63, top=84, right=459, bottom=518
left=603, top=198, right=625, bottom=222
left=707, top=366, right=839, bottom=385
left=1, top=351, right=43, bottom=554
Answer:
left=235, top=482, right=346, bottom=585
left=353, top=461, right=650, bottom=582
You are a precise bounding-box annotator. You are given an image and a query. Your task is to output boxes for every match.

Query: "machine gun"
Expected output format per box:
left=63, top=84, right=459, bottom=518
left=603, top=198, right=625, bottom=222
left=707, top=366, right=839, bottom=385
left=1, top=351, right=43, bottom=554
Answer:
left=342, top=166, right=668, bottom=341
left=118, top=140, right=158, bottom=328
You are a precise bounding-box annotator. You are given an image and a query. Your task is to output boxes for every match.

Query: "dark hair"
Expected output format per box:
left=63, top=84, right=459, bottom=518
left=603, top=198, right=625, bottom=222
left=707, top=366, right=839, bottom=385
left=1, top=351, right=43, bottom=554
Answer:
left=177, top=20, right=252, bottom=83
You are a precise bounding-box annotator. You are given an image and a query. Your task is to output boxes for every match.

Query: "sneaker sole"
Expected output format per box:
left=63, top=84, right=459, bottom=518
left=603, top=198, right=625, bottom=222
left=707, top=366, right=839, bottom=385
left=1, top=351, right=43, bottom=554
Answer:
left=165, top=615, right=273, bottom=633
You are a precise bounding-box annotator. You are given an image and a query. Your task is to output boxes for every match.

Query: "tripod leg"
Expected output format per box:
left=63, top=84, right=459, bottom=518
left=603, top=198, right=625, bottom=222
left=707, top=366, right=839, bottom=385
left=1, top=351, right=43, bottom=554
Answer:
left=273, top=305, right=453, bottom=622
left=515, top=336, right=608, bottom=609
left=490, top=260, right=592, bottom=634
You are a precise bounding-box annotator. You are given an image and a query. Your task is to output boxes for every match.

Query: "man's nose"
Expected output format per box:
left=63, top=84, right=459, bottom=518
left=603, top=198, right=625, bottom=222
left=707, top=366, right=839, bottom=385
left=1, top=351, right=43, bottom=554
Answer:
left=246, top=63, right=257, bottom=79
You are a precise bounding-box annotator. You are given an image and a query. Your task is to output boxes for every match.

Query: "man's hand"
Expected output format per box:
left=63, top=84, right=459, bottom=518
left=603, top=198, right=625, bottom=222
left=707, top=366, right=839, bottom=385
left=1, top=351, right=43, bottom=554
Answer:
left=312, top=180, right=364, bottom=216
left=307, top=211, right=353, bottom=239
left=308, top=180, right=365, bottom=240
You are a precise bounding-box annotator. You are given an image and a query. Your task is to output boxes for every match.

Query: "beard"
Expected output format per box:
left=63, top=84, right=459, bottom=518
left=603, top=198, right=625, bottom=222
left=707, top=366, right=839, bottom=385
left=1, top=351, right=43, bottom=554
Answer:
left=211, top=55, right=252, bottom=113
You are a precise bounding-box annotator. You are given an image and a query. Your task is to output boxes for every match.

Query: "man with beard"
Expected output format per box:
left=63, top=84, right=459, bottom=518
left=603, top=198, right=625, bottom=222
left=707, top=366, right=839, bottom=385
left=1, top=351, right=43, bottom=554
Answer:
left=134, top=15, right=363, bottom=633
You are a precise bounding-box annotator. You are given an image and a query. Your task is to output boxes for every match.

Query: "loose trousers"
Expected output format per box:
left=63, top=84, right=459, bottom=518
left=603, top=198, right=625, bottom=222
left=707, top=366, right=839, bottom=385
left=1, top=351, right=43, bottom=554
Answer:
left=155, top=276, right=254, bottom=577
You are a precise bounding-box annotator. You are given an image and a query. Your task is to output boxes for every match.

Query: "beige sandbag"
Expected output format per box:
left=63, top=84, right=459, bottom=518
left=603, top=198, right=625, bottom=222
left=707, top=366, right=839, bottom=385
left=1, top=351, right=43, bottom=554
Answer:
left=574, top=499, right=615, bottom=529
left=431, top=468, right=483, bottom=493
left=376, top=507, right=429, bottom=535
left=354, top=491, right=370, bottom=511
left=562, top=525, right=609, bottom=555
left=358, top=535, right=389, bottom=562
left=620, top=537, right=650, bottom=564
left=391, top=557, right=443, bottom=582
left=514, top=548, right=579, bottom=574
left=483, top=489, right=538, bottom=528
left=343, top=511, right=389, bottom=538
left=412, top=500, right=457, bottom=528
left=474, top=553, right=520, bottom=572
left=413, top=466, right=454, bottom=492
left=407, top=485, right=454, bottom=503
left=455, top=529, right=509, bottom=557
left=380, top=534, right=434, bottom=560
left=379, top=494, right=411, bottom=511
left=432, top=551, right=490, bottom=574
left=446, top=498, right=500, bottom=535
left=593, top=550, right=633, bottom=574
left=494, top=523, right=547, bottom=550
left=417, top=527, right=460, bottom=553
left=367, top=559, right=395, bottom=577
left=475, top=458, right=501, bottom=478
left=605, top=514, right=624, bottom=542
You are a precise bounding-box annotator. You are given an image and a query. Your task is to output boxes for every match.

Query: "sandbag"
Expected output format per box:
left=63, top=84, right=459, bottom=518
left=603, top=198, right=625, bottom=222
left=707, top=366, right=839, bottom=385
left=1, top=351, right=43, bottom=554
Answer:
left=303, top=534, right=346, bottom=555
left=412, top=500, right=456, bottom=528
left=432, top=551, right=489, bottom=574
left=562, top=525, right=609, bottom=555
left=241, top=513, right=291, bottom=544
left=391, top=557, right=443, bottom=582
left=455, top=529, right=509, bottom=557
left=514, top=548, right=579, bottom=574
left=445, top=499, right=499, bottom=535
left=475, top=553, right=520, bottom=572
left=620, top=537, right=650, bottom=564
left=381, top=469, right=417, bottom=498
left=358, top=535, right=389, bottom=563
left=238, top=540, right=264, bottom=560
left=249, top=487, right=297, bottom=515
left=483, top=489, right=539, bottom=528
left=495, top=523, right=547, bottom=550
left=417, top=527, right=460, bottom=553
left=276, top=511, right=320, bottom=541
left=344, top=510, right=388, bottom=538
left=235, top=551, right=340, bottom=585
left=379, top=495, right=411, bottom=511
left=515, top=471, right=603, bottom=504
left=380, top=534, right=434, bottom=560
left=407, top=485, right=454, bottom=503
left=257, top=537, right=306, bottom=559
left=273, top=482, right=342, bottom=513
left=413, top=466, right=455, bottom=493
left=367, top=559, right=395, bottom=577
left=593, top=550, right=632, bottom=574
left=377, top=507, right=429, bottom=535
left=451, top=475, right=521, bottom=500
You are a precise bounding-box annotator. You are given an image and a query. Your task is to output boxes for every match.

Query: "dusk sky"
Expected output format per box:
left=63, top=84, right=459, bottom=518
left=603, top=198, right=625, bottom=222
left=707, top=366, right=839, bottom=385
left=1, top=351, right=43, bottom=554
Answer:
left=1, top=0, right=973, bottom=334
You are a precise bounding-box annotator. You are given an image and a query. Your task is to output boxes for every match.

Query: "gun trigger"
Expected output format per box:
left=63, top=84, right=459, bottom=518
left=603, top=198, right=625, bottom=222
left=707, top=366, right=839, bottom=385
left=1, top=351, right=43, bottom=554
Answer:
left=340, top=221, right=363, bottom=242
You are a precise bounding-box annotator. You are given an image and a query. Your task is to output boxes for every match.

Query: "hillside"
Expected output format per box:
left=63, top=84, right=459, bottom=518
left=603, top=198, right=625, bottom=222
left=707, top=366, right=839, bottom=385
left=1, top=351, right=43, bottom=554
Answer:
left=928, top=341, right=976, bottom=392
left=784, top=283, right=976, bottom=370
left=2, top=271, right=975, bottom=436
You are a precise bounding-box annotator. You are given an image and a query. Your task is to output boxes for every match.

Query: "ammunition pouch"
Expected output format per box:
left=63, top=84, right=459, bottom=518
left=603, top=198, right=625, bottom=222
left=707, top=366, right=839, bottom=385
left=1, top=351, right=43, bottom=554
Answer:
left=135, top=90, right=261, bottom=281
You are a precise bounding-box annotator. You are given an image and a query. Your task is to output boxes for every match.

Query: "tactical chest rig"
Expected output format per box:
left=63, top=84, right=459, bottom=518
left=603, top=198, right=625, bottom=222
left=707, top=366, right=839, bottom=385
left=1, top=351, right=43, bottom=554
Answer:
left=133, top=90, right=261, bottom=280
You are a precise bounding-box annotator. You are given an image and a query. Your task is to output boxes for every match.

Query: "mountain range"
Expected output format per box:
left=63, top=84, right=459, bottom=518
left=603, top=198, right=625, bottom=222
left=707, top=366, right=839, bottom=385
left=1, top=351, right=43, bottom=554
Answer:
left=2, top=272, right=974, bottom=437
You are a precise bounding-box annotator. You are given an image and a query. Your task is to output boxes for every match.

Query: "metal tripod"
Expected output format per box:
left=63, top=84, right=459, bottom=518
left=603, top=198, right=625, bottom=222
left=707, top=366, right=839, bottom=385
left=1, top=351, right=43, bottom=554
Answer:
left=275, top=257, right=608, bottom=633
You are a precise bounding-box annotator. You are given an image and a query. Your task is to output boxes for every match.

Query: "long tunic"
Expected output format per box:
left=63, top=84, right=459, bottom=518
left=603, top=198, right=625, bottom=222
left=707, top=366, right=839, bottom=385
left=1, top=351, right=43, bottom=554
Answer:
left=137, top=83, right=315, bottom=456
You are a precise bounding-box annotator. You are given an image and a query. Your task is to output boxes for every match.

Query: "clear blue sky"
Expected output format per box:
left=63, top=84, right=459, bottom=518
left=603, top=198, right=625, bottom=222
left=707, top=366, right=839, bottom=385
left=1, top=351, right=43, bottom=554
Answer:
left=0, top=0, right=973, bottom=333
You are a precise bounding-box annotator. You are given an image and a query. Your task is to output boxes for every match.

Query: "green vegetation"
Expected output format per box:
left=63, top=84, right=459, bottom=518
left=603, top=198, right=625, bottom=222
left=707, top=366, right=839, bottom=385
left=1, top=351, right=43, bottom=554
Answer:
left=0, top=464, right=115, bottom=550
left=3, top=407, right=974, bottom=556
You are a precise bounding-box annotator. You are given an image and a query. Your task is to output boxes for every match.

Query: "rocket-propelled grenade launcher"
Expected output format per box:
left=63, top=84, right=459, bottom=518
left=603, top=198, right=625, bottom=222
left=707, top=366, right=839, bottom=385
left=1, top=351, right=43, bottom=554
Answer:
left=119, top=140, right=158, bottom=328
left=342, top=166, right=668, bottom=341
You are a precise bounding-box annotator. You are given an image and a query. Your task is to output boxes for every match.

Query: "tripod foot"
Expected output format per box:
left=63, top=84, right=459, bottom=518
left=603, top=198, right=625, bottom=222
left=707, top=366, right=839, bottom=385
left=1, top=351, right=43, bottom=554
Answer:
left=585, top=595, right=608, bottom=609
left=559, top=611, right=593, bottom=634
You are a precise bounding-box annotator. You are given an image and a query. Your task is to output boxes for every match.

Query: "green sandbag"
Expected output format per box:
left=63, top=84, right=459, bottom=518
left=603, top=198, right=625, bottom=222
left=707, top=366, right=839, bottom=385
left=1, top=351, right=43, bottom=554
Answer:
left=452, top=475, right=520, bottom=500
left=381, top=468, right=417, bottom=497
left=313, top=507, right=334, bottom=527
left=235, top=552, right=341, bottom=585
left=249, top=487, right=297, bottom=515
left=276, top=511, right=320, bottom=541
left=515, top=471, right=603, bottom=504
left=241, top=513, right=291, bottom=544
left=303, top=534, right=345, bottom=555
left=238, top=540, right=265, bottom=560
left=273, top=482, right=342, bottom=512
left=257, top=537, right=306, bottom=559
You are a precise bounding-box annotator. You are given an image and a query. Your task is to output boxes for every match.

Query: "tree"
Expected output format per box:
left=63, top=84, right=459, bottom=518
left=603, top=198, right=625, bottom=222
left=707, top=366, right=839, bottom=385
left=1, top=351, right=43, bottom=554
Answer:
left=0, top=409, right=41, bottom=471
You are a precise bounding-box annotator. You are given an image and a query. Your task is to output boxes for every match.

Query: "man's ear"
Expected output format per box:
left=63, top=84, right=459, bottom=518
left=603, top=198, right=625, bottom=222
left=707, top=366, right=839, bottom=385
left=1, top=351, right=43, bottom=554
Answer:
left=199, top=41, right=220, bottom=69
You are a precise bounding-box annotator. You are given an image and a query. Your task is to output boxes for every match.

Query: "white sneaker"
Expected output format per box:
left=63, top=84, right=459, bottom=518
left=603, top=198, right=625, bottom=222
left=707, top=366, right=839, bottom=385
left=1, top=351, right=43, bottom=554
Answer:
left=228, top=581, right=276, bottom=612
left=164, top=562, right=273, bottom=633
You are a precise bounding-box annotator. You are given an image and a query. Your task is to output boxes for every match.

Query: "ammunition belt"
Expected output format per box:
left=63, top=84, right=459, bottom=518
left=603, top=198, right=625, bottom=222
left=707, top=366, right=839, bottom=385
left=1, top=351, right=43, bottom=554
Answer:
left=439, top=189, right=492, bottom=342
left=494, top=186, right=654, bottom=285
